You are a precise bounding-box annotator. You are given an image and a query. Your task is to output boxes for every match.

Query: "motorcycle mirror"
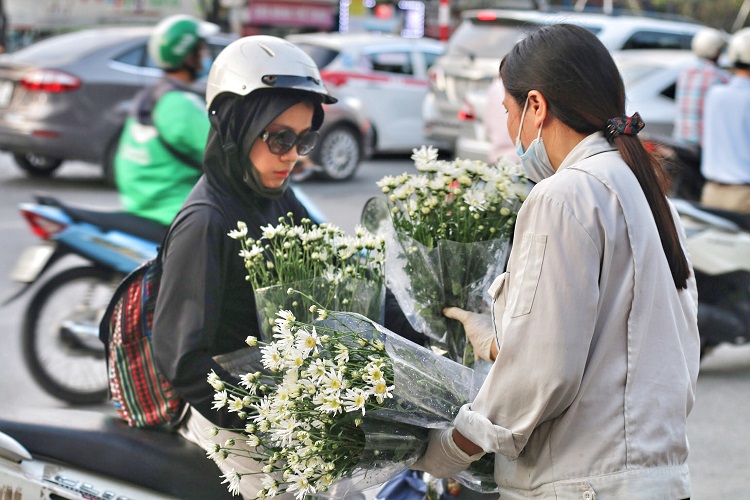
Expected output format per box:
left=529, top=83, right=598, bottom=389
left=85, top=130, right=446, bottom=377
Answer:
left=0, top=431, right=32, bottom=462
left=360, top=196, right=390, bottom=234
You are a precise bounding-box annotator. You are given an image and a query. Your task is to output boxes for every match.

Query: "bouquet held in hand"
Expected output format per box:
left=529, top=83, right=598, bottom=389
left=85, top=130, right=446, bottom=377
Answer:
left=377, top=146, right=529, bottom=364
left=228, top=215, right=385, bottom=340
left=208, top=293, right=491, bottom=498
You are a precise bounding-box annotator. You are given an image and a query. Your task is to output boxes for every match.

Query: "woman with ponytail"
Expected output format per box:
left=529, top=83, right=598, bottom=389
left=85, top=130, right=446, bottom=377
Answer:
left=414, top=24, right=700, bottom=499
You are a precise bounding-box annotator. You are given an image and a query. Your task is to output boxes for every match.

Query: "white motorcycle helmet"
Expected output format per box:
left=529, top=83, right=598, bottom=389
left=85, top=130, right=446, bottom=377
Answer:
left=691, top=27, right=727, bottom=60
left=205, top=35, right=337, bottom=110
left=728, top=28, right=750, bottom=68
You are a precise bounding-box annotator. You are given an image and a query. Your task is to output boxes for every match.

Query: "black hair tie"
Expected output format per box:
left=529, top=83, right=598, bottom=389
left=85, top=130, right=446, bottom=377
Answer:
left=605, top=112, right=645, bottom=144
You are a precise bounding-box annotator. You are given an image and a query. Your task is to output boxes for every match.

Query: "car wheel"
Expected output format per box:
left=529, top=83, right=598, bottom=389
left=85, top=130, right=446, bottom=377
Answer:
left=312, top=125, right=362, bottom=181
left=13, top=153, right=63, bottom=177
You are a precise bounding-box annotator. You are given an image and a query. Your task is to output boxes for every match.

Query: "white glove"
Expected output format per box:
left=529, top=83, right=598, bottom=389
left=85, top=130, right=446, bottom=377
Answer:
left=411, top=428, right=485, bottom=478
left=443, top=307, right=496, bottom=361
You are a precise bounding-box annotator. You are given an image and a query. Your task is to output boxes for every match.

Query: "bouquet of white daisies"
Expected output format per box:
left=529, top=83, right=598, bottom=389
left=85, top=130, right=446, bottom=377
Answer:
left=375, top=146, right=529, bottom=366
left=208, top=291, right=490, bottom=499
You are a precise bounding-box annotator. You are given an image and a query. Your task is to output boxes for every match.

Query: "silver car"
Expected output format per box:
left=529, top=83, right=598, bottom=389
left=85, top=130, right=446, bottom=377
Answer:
left=454, top=49, right=702, bottom=162
left=0, top=27, right=233, bottom=179
left=287, top=32, right=447, bottom=154
left=0, top=27, right=371, bottom=182
left=613, top=49, right=703, bottom=137
left=425, top=8, right=707, bottom=152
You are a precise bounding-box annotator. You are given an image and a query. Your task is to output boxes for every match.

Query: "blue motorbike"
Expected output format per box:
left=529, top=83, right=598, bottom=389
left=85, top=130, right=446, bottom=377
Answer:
left=5, top=188, right=326, bottom=405
left=5, top=194, right=164, bottom=404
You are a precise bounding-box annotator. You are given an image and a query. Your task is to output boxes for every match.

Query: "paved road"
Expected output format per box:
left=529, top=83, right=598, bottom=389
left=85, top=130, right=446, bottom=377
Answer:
left=1, top=154, right=749, bottom=498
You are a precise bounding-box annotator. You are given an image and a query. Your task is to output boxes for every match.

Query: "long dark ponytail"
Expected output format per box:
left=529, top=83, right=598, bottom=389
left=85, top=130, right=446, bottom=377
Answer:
left=500, top=24, right=689, bottom=289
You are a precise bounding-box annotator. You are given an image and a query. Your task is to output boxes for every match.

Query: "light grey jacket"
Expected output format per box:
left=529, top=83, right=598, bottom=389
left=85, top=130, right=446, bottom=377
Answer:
left=454, top=133, right=700, bottom=499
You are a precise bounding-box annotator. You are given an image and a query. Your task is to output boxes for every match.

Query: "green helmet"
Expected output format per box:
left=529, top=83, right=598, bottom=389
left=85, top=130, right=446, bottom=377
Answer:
left=148, top=14, right=219, bottom=70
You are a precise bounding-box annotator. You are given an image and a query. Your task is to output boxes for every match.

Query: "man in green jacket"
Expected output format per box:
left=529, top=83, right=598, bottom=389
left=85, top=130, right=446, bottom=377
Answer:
left=115, top=15, right=218, bottom=227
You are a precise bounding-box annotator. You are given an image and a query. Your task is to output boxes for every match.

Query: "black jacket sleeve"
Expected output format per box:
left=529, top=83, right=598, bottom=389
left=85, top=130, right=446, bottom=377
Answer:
left=152, top=204, right=243, bottom=428
left=151, top=189, right=312, bottom=429
left=384, top=287, right=428, bottom=346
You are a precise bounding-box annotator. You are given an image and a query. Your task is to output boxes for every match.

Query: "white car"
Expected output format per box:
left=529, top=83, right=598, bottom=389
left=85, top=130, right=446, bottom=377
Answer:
left=426, top=8, right=708, bottom=152
left=455, top=49, right=703, bottom=162
left=614, top=49, right=703, bottom=137
left=286, top=32, right=447, bottom=154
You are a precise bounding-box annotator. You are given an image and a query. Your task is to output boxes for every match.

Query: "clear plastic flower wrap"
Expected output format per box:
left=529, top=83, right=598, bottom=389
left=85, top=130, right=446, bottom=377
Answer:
left=314, top=419, right=428, bottom=498
left=318, top=313, right=500, bottom=495
left=228, top=214, right=386, bottom=342
left=375, top=147, right=527, bottom=366
left=254, top=277, right=385, bottom=341
left=212, top=306, right=499, bottom=497
left=321, top=312, right=474, bottom=428
left=384, top=226, right=511, bottom=365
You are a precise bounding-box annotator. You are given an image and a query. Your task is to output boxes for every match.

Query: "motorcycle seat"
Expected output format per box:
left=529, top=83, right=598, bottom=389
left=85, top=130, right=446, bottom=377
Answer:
left=35, top=194, right=168, bottom=244
left=683, top=200, right=750, bottom=232
left=0, top=408, right=234, bottom=499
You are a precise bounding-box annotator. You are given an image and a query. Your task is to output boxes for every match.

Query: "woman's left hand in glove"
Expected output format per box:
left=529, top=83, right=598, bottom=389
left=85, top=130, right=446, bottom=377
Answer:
left=443, top=307, right=498, bottom=361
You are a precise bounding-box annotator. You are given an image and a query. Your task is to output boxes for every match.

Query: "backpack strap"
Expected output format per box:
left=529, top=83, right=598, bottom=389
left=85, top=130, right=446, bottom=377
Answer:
left=99, top=199, right=228, bottom=350
left=97, top=245, right=165, bottom=350
left=132, top=79, right=203, bottom=171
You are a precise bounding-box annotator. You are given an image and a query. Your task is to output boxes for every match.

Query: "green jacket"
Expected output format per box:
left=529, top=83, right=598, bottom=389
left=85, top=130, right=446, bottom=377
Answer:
left=115, top=79, right=209, bottom=226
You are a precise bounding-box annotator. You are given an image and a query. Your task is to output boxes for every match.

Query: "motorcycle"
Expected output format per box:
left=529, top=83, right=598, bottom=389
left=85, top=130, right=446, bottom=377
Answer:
left=0, top=407, right=234, bottom=499
left=3, top=194, right=164, bottom=405
left=671, top=199, right=750, bottom=357
left=641, top=133, right=704, bottom=202
left=4, top=188, right=327, bottom=406
left=626, top=134, right=750, bottom=358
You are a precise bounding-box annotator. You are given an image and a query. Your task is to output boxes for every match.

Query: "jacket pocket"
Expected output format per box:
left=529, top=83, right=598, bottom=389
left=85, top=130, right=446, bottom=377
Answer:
left=510, top=233, right=547, bottom=318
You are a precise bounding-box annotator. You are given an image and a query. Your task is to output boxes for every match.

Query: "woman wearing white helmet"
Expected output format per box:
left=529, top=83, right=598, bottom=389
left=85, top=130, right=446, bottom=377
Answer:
left=673, top=27, right=730, bottom=146
left=700, top=28, right=750, bottom=214
left=150, top=35, right=335, bottom=499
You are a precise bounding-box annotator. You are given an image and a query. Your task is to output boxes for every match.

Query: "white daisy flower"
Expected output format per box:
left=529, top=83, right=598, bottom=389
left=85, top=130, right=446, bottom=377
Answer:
left=343, top=388, right=369, bottom=416
left=212, top=390, right=229, bottom=410
left=227, top=221, right=248, bottom=239
left=220, top=469, right=242, bottom=496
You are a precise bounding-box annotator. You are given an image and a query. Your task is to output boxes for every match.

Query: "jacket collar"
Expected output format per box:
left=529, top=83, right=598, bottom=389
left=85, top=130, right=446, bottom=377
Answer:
left=557, top=132, right=617, bottom=173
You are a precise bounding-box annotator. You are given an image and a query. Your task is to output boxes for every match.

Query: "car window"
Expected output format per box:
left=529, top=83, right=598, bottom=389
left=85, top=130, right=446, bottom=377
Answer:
left=423, top=50, right=441, bottom=69
left=293, top=43, right=340, bottom=70
left=368, top=51, right=412, bottom=75
left=113, top=46, right=147, bottom=67
left=142, top=50, right=161, bottom=69
left=10, top=30, right=132, bottom=63
left=447, top=19, right=534, bottom=58
left=621, top=30, right=694, bottom=50
left=115, top=41, right=229, bottom=70
left=660, top=82, right=677, bottom=100
left=617, top=62, right=662, bottom=87
left=207, top=42, right=226, bottom=59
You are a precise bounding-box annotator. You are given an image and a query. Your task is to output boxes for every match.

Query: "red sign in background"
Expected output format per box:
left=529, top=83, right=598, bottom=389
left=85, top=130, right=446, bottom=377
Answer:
left=248, top=1, right=334, bottom=29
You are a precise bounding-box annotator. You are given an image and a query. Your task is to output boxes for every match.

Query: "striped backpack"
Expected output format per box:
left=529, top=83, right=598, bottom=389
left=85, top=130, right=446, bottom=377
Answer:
left=99, top=253, right=185, bottom=429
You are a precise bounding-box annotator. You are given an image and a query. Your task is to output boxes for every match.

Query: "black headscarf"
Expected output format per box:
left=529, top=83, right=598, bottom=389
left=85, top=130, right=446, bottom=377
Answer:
left=203, top=88, right=324, bottom=203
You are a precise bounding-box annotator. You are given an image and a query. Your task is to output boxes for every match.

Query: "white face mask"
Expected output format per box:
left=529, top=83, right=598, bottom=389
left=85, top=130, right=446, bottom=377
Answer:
left=515, top=97, right=555, bottom=184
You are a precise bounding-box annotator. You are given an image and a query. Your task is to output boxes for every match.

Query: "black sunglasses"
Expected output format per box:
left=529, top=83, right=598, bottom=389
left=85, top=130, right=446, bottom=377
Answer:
left=261, top=128, right=319, bottom=156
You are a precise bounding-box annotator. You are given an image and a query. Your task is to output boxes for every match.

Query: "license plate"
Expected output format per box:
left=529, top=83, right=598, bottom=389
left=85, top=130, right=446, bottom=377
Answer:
left=11, top=243, right=56, bottom=283
left=0, top=80, right=14, bottom=108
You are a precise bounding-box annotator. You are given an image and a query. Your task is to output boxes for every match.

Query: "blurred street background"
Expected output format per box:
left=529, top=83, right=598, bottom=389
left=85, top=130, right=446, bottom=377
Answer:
left=1, top=0, right=750, bottom=498
left=2, top=154, right=750, bottom=499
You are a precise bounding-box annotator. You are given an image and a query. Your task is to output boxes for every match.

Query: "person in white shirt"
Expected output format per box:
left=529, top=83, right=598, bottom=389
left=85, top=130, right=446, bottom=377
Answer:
left=415, top=24, right=700, bottom=500
left=700, top=28, right=750, bottom=214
